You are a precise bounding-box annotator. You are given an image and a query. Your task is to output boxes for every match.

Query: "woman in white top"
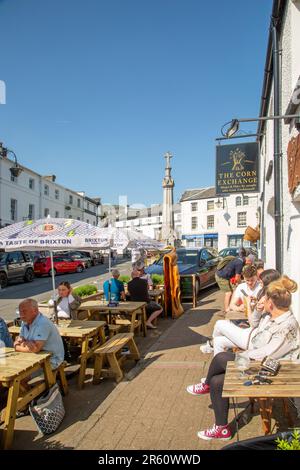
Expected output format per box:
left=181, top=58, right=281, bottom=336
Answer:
left=208, top=269, right=281, bottom=356
left=187, top=275, right=300, bottom=442
left=49, top=281, right=82, bottom=320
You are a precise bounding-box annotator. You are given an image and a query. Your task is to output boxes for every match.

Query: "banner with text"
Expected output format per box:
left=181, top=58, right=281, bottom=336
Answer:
left=216, top=142, right=259, bottom=195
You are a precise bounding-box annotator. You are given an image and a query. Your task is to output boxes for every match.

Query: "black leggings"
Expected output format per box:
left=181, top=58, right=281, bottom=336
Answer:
left=205, top=352, right=235, bottom=426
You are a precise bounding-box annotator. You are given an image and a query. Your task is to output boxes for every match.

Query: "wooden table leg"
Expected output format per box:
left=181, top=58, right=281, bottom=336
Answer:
left=141, top=306, right=147, bottom=337
left=42, top=357, right=56, bottom=389
left=93, top=354, right=104, bottom=384
left=130, top=312, right=137, bottom=334
left=282, top=398, right=294, bottom=428
left=1, top=378, right=20, bottom=450
left=258, top=398, right=273, bottom=435
left=78, top=338, right=89, bottom=389
left=99, top=326, right=106, bottom=345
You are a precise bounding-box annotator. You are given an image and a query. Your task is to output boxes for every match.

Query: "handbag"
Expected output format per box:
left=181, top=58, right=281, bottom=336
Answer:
left=29, top=383, right=65, bottom=435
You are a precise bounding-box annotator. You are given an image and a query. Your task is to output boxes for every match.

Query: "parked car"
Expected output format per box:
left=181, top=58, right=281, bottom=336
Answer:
left=145, top=247, right=221, bottom=294
left=77, top=251, right=104, bottom=266
left=65, top=251, right=92, bottom=268
left=0, top=251, right=35, bottom=288
left=34, top=255, right=85, bottom=277
left=218, top=247, right=258, bottom=258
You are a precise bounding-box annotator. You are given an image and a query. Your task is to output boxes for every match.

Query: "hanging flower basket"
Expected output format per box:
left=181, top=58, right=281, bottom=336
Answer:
left=244, top=226, right=260, bottom=242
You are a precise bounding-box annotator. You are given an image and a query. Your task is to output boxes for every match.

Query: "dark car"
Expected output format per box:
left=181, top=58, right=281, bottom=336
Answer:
left=66, top=251, right=92, bottom=268
left=218, top=247, right=258, bottom=258
left=0, top=251, right=35, bottom=288
left=145, top=247, right=221, bottom=294
left=77, top=251, right=104, bottom=266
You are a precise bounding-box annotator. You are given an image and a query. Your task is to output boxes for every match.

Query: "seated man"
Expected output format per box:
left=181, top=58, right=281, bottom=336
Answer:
left=0, top=318, right=13, bottom=348
left=103, top=269, right=126, bottom=302
left=14, top=298, right=64, bottom=370
left=229, top=264, right=261, bottom=313
left=127, top=270, right=163, bottom=329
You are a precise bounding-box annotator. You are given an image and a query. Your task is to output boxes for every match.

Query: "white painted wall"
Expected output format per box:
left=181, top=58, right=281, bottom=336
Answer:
left=0, top=157, right=98, bottom=226
left=259, top=0, right=300, bottom=322
left=181, top=192, right=259, bottom=250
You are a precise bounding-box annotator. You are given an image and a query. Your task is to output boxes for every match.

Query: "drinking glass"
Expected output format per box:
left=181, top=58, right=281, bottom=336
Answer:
left=235, top=353, right=250, bottom=379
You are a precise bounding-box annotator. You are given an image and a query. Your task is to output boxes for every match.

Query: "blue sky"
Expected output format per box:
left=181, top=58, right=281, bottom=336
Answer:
left=0, top=0, right=272, bottom=206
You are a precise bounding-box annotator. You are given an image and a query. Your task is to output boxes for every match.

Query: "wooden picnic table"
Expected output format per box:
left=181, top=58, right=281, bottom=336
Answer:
left=9, top=320, right=106, bottom=390
left=148, top=288, right=165, bottom=305
left=0, top=348, right=55, bottom=449
left=223, top=361, right=300, bottom=435
left=78, top=301, right=147, bottom=337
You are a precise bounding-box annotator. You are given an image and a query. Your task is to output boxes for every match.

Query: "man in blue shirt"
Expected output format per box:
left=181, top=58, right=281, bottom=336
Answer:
left=215, top=248, right=246, bottom=313
left=14, top=298, right=64, bottom=369
left=103, top=269, right=126, bottom=302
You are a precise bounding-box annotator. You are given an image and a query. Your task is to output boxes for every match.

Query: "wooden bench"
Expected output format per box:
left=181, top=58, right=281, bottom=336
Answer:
left=114, top=318, right=142, bottom=335
left=93, top=333, right=140, bottom=384
left=108, top=324, right=121, bottom=338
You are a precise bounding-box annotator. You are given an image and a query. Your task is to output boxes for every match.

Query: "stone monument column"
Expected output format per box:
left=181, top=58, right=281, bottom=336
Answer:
left=161, top=152, right=175, bottom=246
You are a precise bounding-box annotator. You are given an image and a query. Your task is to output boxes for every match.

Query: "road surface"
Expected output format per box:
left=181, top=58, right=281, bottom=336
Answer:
left=0, top=259, right=132, bottom=322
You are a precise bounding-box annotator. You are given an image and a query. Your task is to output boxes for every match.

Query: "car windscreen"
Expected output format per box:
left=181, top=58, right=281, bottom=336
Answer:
left=156, top=251, right=199, bottom=266
left=0, top=252, right=7, bottom=262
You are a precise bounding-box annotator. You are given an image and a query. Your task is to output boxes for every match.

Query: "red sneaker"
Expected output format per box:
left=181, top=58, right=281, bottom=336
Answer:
left=197, top=424, right=232, bottom=441
left=186, top=382, right=210, bottom=396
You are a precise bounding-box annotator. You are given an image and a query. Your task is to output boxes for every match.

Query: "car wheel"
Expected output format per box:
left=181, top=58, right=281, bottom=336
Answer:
left=24, top=268, right=34, bottom=283
left=48, top=268, right=57, bottom=277
left=76, top=265, right=84, bottom=273
left=0, top=272, right=8, bottom=289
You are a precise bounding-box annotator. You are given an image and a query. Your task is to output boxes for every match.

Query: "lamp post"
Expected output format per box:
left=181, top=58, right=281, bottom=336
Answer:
left=0, top=144, right=23, bottom=178
left=215, top=198, right=225, bottom=209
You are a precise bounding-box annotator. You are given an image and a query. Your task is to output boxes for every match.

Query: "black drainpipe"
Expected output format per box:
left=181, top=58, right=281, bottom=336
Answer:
left=272, top=15, right=283, bottom=273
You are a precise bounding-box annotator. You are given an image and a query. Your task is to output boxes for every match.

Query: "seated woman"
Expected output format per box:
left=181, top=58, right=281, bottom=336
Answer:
left=0, top=317, right=13, bottom=347
left=48, top=281, right=82, bottom=320
left=187, top=275, right=300, bottom=441
left=206, top=269, right=280, bottom=356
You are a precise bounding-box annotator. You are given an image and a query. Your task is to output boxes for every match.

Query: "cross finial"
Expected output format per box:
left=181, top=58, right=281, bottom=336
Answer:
left=164, top=151, right=173, bottom=169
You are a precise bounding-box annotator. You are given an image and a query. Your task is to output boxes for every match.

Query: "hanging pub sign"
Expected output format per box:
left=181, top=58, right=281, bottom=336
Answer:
left=216, top=142, right=259, bottom=195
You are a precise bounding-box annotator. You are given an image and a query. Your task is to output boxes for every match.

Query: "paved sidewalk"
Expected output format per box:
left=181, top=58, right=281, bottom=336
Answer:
left=9, top=287, right=297, bottom=450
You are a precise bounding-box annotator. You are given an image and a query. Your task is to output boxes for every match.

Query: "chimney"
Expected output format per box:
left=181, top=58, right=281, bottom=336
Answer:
left=44, top=175, right=56, bottom=182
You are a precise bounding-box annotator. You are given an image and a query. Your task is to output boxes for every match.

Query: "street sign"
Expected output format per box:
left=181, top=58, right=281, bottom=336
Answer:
left=216, top=142, right=259, bottom=195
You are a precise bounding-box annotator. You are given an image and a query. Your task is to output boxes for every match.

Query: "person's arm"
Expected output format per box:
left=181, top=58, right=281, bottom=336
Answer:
left=246, top=296, right=265, bottom=327
left=15, top=340, right=45, bottom=354
left=14, top=335, right=25, bottom=347
left=68, top=294, right=82, bottom=309
left=228, top=286, right=244, bottom=311
left=244, top=328, right=297, bottom=361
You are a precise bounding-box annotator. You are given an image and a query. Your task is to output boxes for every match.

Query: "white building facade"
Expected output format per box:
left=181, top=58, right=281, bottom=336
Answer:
left=115, top=204, right=182, bottom=241
left=180, top=187, right=259, bottom=250
left=257, top=0, right=300, bottom=321
left=0, top=155, right=100, bottom=227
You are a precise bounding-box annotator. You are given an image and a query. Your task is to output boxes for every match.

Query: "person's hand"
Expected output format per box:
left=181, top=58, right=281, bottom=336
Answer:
left=256, top=297, right=265, bottom=313
left=14, top=336, right=24, bottom=347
